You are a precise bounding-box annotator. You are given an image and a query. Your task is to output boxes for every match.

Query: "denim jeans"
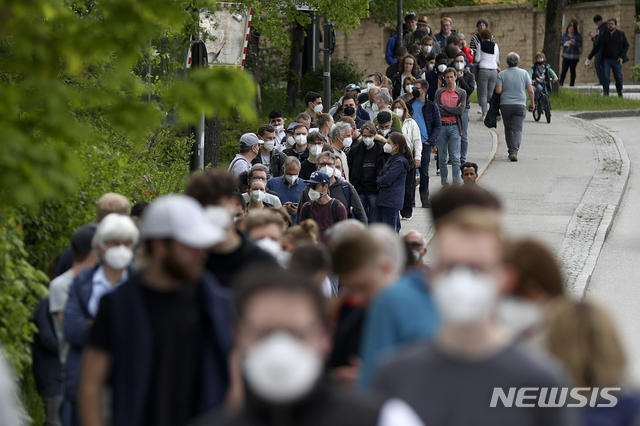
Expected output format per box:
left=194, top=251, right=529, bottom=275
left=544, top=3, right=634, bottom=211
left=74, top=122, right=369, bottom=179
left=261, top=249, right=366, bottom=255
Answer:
left=602, top=57, right=623, bottom=95
left=378, top=206, right=400, bottom=232
left=460, top=108, right=470, bottom=163
left=359, top=193, right=378, bottom=223
left=419, top=143, right=432, bottom=203
left=533, top=83, right=544, bottom=100
left=595, top=58, right=604, bottom=85
left=437, top=125, right=461, bottom=185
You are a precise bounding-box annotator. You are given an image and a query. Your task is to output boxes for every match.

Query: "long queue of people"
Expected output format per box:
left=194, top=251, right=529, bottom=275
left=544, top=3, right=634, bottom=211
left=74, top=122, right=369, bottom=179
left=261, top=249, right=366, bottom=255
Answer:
left=21, top=180, right=640, bottom=426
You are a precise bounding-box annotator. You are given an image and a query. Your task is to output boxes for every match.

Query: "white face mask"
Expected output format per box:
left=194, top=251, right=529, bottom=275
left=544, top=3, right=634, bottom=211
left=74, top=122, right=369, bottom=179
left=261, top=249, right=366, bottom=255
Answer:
left=437, top=64, right=447, bottom=73
left=363, top=136, right=374, bottom=147
left=274, top=124, right=284, bottom=133
left=455, top=62, right=465, bottom=71
left=371, top=102, right=379, bottom=112
left=319, top=166, right=334, bottom=177
left=262, top=140, right=275, bottom=152
left=243, top=332, right=322, bottom=404
left=383, top=143, right=394, bottom=154
left=313, top=104, right=323, bottom=113
left=381, top=128, right=391, bottom=136
left=433, top=267, right=498, bottom=325
left=309, top=145, right=323, bottom=157
left=104, top=245, right=133, bottom=270
left=341, top=137, right=353, bottom=148
left=205, top=206, right=231, bottom=230
left=250, top=190, right=266, bottom=203
left=287, top=136, right=295, bottom=147
left=255, top=238, right=281, bottom=258
left=423, top=45, right=433, bottom=53
left=411, top=249, right=422, bottom=264
left=295, top=135, right=307, bottom=146
left=428, top=63, right=435, bottom=71
left=366, top=82, right=374, bottom=90
left=406, top=84, right=414, bottom=93
left=333, top=168, right=342, bottom=180
left=394, top=108, right=404, bottom=117
left=284, top=174, right=298, bottom=185
left=496, top=297, right=543, bottom=337
left=308, top=188, right=323, bottom=201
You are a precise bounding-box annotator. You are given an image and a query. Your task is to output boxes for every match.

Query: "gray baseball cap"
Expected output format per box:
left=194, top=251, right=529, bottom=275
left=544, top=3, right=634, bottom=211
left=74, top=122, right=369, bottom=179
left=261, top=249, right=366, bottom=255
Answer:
left=239, top=133, right=260, bottom=146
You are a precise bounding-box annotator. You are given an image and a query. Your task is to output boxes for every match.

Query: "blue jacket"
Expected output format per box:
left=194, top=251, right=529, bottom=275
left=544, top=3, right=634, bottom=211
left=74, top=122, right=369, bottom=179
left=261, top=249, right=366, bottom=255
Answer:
left=63, top=265, right=100, bottom=400
left=358, top=271, right=438, bottom=391
left=102, top=271, right=232, bottom=426
left=385, top=35, right=397, bottom=66
left=376, top=153, right=409, bottom=210
left=406, top=97, right=441, bottom=146
left=560, top=32, right=582, bottom=60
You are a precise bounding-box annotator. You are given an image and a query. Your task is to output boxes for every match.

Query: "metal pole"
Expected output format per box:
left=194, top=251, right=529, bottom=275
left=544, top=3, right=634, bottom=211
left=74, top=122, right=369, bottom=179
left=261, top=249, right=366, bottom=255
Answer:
left=197, top=113, right=205, bottom=169
left=323, top=17, right=331, bottom=112
left=397, top=0, right=403, bottom=54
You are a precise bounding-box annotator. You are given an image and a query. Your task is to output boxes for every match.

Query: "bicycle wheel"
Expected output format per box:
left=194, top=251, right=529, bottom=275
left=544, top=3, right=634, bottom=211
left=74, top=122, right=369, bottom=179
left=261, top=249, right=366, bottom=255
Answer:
left=533, top=100, right=541, bottom=122
left=543, top=94, right=551, bottom=123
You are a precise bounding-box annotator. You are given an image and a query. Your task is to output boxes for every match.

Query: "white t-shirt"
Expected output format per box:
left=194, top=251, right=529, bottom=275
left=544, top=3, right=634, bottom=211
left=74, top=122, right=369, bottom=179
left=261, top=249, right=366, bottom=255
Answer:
left=49, top=269, right=75, bottom=314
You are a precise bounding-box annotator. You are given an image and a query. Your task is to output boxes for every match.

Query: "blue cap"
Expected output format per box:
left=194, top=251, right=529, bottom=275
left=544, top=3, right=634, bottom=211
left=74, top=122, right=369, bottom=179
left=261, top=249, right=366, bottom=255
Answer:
left=304, top=171, right=331, bottom=186
left=345, top=84, right=361, bottom=92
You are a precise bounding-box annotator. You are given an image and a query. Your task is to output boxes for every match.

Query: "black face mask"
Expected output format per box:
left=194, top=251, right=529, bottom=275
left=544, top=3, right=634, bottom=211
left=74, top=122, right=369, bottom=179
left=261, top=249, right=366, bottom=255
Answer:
left=537, top=61, right=544, bottom=65
left=344, top=106, right=356, bottom=116
left=412, top=89, right=421, bottom=98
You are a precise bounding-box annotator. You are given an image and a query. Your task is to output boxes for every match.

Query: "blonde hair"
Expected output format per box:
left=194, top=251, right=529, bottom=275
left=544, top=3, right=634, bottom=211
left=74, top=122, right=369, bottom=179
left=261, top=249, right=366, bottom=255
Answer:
left=96, top=193, right=131, bottom=222
left=392, top=98, right=411, bottom=121
left=544, top=299, right=626, bottom=388
left=441, top=17, right=452, bottom=25
left=284, top=220, right=319, bottom=246
left=244, top=210, right=285, bottom=235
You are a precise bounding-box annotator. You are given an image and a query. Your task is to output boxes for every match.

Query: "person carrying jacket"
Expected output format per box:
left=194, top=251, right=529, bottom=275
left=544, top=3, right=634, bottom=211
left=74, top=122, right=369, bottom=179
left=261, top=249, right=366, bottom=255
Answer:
left=407, top=79, right=441, bottom=208
left=78, top=195, right=232, bottom=426
left=62, top=213, right=139, bottom=426
left=376, top=133, right=412, bottom=232
left=298, top=151, right=367, bottom=225
left=348, top=122, right=389, bottom=224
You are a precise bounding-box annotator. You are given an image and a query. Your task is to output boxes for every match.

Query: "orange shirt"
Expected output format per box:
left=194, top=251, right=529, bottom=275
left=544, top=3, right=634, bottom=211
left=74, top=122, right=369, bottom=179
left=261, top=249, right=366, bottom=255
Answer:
left=440, top=88, right=459, bottom=122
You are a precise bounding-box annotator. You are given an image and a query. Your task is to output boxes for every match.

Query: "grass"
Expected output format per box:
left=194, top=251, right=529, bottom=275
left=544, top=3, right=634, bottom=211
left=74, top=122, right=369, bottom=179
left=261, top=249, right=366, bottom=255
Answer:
left=470, top=87, right=640, bottom=111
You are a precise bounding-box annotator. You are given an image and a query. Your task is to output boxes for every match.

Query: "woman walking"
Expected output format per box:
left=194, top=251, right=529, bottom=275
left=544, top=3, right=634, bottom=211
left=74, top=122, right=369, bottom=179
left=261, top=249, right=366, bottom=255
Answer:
left=376, top=132, right=412, bottom=232
left=559, top=23, right=582, bottom=87
left=474, top=28, right=500, bottom=121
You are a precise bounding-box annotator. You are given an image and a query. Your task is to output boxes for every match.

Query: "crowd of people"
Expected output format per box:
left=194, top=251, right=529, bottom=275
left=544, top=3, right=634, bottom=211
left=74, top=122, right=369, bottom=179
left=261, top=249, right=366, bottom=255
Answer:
left=0, top=9, right=634, bottom=426
left=18, top=180, right=640, bottom=426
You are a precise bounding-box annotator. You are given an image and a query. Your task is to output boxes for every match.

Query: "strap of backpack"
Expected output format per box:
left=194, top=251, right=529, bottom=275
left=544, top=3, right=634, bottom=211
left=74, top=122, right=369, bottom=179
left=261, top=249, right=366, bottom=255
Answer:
left=330, top=199, right=339, bottom=223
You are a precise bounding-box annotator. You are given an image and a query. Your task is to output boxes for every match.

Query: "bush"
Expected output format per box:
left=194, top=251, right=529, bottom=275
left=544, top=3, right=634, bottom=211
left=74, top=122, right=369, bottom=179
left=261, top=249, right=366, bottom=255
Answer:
left=632, top=64, right=640, bottom=84
left=300, top=57, right=365, bottom=107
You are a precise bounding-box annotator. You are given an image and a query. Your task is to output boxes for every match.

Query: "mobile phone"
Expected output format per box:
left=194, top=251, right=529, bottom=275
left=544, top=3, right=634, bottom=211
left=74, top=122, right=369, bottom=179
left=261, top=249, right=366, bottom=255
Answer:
left=292, top=203, right=298, bottom=207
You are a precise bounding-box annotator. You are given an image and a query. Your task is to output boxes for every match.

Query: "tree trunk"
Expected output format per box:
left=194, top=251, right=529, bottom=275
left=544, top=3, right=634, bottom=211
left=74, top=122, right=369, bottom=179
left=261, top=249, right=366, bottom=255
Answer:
left=285, top=23, right=305, bottom=113
left=542, top=0, right=566, bottom=93
left=204, top=116, right=221, bottom=168
left=246, top=27, right=263, bottom=114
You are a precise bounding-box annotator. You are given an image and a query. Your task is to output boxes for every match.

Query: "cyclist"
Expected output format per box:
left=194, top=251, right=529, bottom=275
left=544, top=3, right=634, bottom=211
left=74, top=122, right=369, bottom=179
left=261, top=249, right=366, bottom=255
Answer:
left=528, top=52, right=558, bottom=106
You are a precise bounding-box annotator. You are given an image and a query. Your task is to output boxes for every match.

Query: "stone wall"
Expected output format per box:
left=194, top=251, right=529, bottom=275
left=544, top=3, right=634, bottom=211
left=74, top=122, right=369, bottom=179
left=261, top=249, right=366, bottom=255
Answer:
left=331, top=0, right=636, bottom=84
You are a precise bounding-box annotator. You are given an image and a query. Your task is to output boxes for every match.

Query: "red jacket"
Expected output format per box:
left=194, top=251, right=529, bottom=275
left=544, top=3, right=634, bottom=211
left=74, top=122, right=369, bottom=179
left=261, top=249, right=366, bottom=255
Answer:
left=462, top=45, right=474, bottom=64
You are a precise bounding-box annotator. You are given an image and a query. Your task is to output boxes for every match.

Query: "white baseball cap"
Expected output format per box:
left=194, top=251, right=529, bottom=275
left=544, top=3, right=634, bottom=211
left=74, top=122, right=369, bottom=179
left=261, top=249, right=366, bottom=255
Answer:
left=140, top=195, right=225, bottom=249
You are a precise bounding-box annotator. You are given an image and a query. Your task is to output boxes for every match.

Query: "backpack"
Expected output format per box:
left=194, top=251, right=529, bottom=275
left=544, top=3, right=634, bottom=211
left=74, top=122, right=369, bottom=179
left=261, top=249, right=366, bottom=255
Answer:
left=339, top=181, right=352, bottom=217
left=304, top=199, right=341, bottom=224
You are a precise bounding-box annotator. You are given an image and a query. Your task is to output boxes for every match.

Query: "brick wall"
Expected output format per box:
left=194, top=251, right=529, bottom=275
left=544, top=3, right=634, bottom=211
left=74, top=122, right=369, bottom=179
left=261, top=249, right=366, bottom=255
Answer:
left=330, top=0, right=635, bottom=84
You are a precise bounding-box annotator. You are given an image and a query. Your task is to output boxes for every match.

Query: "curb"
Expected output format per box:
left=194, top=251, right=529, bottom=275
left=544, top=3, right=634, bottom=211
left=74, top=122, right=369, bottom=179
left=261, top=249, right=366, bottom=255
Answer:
left=567, top=115, right=631, bottom=299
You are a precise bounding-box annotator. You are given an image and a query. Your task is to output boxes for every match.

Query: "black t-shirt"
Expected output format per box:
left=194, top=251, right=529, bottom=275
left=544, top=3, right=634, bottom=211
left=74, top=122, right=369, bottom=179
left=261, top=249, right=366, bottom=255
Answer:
left=356, top=147, right=379, bottom=196
left=89, top=283, right=206, bottom=426
left=205, top=232, right=277, bottom=288
left=299, top=159, right=318, bottom=180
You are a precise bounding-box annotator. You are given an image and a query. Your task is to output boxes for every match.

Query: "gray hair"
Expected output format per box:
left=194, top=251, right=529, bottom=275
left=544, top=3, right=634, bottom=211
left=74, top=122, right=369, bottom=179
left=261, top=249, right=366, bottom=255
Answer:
left=317, top=150, right=336, bottom=165
left=375, top=91, right=393, bottom=107
left=369, top=224, right=406, bottom=274
left=329, top=121, right=351, bottom=140
left=249, top=164, right=269, bottom=180
left=506, top=52, right=520, bottom=67
left=92, top=213, right=139, bottom=262
left=283, top=156, right=301, bottom=170
left=296, top=112, right=311, bottom=122
left=326, top=219, right=367, bottom=246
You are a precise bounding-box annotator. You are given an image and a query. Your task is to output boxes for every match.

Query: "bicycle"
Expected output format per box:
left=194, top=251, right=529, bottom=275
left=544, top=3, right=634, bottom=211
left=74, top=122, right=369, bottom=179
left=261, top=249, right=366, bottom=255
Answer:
left=532, top=79, right=551, bottom=123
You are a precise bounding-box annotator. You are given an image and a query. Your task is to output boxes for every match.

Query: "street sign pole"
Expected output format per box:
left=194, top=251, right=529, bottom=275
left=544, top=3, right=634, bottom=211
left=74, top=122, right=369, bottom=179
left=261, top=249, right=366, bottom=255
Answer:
left=397, top=0, right=403, bottom=54
left=323, top=16, right=331, bottom=112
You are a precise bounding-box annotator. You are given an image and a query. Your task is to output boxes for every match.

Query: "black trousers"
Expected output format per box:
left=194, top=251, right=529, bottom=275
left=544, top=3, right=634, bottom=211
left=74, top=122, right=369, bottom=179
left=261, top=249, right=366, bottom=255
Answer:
left=560, top=58, right=579, bottom=86
left=401, top=166, right=416, bottom=218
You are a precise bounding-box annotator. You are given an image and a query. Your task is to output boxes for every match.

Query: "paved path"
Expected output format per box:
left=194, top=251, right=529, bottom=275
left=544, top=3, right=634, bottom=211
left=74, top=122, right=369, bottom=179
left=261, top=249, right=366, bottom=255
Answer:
left=585, top=117, right=640, bottom=384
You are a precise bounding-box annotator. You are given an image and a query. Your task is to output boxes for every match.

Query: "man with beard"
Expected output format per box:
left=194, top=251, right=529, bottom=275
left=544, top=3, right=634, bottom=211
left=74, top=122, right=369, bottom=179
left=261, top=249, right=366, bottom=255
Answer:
left=78, top=195, right=233, bottom=426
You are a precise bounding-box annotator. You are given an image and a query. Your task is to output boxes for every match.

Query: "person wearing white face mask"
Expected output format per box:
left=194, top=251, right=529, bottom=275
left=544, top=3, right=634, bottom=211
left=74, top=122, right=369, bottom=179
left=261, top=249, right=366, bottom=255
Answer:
left=327, top=121, right=352, bottom=180
left=391, top=100, right=422, bottom=220
left=298, top=132, right=325, bottom=180
left=244, top=210, right=289, bottom=267
left=268, top=109, right=287, bottom=150
left=303, top=91, right=323, bottom=127
left=361, top=86, right=380, bottom=120
left=417, top=35, right=441, bottom=72
left=228, top=133, right=261, bottom=179
left=452, top=52, right=476, bottom=164
left=298, top=171, right=348, bottom=246
left=62, top=213, right=138, bottom=423
left=283, top=123, right=310, bottom=162
left=252, top=124, right=287, bottom=179
left=347, top=122, right=389, bottom=224
left=194, top=268, right=424, bottom=426
left=247, top=180, right=272, bottom=213
left=267, top=156, right=307, bottom=224
left=373, top=188, right=577, bottom=426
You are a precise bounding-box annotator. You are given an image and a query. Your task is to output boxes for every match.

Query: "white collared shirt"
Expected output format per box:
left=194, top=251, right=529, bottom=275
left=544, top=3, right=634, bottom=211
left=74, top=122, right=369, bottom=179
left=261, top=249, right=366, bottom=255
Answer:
left=87, top=266, right=129, bottom=317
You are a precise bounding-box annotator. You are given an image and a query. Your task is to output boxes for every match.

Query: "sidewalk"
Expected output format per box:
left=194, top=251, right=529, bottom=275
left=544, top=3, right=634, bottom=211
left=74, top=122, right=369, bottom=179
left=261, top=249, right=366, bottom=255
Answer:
left=564, top=84, right=640, bottom=100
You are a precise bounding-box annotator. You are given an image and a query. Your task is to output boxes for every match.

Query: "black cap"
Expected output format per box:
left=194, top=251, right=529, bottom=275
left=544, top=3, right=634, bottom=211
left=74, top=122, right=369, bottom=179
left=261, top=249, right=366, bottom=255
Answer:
left=71, top=223, right=97, bottom=256
left=593, top=14, right=602, bottom=23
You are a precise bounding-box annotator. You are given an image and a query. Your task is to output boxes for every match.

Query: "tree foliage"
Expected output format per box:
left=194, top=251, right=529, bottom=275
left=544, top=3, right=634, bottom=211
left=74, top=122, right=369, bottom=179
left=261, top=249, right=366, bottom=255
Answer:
left=0, top=0, right=256, bottom=208
left=369, top=0, right=439, bottom=27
